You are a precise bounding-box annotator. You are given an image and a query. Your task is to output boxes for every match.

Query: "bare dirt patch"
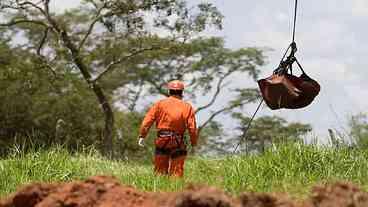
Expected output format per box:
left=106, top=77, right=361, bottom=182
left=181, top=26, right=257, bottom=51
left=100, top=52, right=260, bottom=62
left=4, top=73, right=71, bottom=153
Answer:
left=1, top=176, right=368, bottom=207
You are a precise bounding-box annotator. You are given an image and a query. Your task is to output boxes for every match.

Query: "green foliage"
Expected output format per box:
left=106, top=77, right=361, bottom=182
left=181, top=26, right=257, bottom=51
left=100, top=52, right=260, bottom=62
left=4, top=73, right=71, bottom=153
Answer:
left=196, top=121, right=228, bottom=155
left=349, top=113, right=368, bottom=148
left=0, top=40, right=104, bottom=153
left=104, top=37, right=264, bottom=98
left=114, top=110, right=157, bottom=161
left=1, top=143, right=368, bottom=197
left=0, top=0, right=226, bottom=148
left=231, top=114, right=312, bottom=153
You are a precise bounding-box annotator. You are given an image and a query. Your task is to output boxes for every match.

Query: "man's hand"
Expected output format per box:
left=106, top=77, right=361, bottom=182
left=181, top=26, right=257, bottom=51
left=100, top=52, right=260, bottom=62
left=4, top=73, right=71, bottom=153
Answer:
left=138, top=137, right=145, bottom=147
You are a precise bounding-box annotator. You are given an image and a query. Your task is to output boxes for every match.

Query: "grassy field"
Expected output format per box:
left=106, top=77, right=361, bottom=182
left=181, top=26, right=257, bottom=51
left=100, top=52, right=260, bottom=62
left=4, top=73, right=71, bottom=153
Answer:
left=1, top=144, right=368, bottom=198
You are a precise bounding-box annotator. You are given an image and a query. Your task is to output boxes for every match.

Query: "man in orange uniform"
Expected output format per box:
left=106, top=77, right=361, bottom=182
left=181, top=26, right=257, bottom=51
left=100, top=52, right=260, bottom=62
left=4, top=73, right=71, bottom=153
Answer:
left=138, top=80, right=198, bottom=177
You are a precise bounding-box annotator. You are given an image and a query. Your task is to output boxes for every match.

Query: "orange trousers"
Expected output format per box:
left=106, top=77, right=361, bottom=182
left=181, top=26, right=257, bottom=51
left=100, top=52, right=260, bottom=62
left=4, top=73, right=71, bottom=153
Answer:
left=153, top=136, right=187, bottom=177
left=154, top=154, right=186, bottom=177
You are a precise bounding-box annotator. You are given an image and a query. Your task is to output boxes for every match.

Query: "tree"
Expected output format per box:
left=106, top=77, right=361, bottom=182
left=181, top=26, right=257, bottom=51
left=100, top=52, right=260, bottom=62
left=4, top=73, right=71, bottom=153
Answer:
left=349, top=113, right=368, bottom=148
left=0, top=37, right=104, bottom=153
left=231, top=114, right=312, bottom=153
left=101, top=36, right=264, bottom=136
left=0, top=0, right=223, bottom=157
left=195, top=120, right=228, bottom=155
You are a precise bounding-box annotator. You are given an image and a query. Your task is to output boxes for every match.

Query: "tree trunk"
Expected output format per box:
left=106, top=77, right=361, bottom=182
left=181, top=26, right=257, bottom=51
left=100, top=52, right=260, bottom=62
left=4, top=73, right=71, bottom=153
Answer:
left=91, top=82, right=114, bottom=158
left=57, top=29, right=115, bottom=158
left=260, top=139, right=265, bottom=153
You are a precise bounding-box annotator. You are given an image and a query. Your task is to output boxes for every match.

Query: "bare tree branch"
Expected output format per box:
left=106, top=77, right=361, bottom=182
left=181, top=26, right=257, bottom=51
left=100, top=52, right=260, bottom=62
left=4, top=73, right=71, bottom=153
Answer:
left=1, top=2, right=57, bottom=78
left=87, top=0, right=100, bottom=9
left=93, top=47, right=161, bottom=83
left=128, top=82, right=144, bottom=112
left=40, top=0, right=61, bottom=33
left=0, top=4, right=21, bottom=10
left=38, top=58, right=57, bottom=77
left=16, top=0, right=47, bottom=16
left=195, top=70, right=234, bottom=114
left=37, top=27, right=49, bottom=55
left=35, top=26, right=57, bottom=77
left=0, top=19, right=48, bottom=27
left=78, top=4, right=107, bottom=51
left=43, top=0, right=50, bottom=16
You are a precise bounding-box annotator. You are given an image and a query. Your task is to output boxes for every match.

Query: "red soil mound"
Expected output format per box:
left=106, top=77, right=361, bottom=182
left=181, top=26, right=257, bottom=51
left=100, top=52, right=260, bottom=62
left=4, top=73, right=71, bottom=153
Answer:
left=1, top=176, right=368, bottom=207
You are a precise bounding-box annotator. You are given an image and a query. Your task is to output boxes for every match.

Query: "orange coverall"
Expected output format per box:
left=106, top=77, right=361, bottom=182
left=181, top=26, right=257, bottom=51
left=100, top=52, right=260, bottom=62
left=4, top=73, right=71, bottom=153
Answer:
left=139, top=96, right=198, bottom=177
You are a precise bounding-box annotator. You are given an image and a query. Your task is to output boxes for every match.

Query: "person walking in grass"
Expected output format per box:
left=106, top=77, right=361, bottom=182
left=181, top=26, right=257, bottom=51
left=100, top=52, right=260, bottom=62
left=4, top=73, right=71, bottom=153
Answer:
left=138, top=80, right=198, bottom=177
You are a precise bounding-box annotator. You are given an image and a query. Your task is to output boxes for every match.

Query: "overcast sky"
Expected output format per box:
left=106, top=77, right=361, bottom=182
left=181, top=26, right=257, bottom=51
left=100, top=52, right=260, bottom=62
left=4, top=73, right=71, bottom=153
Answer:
left=207, top=0, right=368, bottom=141
left=46, top=0, right=368, bottom=140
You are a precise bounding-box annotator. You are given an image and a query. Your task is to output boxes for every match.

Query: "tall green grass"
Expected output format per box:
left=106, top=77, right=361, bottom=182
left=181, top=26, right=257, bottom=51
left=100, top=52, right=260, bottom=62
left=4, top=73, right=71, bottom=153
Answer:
left=1, top=143, right=368, bottom=197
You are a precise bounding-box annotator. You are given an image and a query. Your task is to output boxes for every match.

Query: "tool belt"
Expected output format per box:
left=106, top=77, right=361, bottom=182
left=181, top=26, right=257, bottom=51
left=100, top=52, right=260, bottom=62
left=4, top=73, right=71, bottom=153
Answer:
left=155, top=130, right=187, bottom=158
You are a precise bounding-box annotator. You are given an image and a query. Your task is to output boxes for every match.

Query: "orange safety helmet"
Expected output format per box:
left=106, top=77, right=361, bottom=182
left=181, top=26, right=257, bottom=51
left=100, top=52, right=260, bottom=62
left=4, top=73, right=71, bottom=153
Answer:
left=167, top=80, right=185, bottom=90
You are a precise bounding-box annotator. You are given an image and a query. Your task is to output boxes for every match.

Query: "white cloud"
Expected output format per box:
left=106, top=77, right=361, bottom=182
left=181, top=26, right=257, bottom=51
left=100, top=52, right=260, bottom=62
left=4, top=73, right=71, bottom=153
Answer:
left=352, top=0, right=368, bottom=17
left=344, top=85, right=368, bottom=110
left=50, top=0, right=80, bottom=12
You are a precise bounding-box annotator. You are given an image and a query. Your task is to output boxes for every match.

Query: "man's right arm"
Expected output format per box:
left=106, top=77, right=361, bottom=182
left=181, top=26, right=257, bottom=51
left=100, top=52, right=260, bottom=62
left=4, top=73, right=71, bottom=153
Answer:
left=139, top=103, right=158, bottom=139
